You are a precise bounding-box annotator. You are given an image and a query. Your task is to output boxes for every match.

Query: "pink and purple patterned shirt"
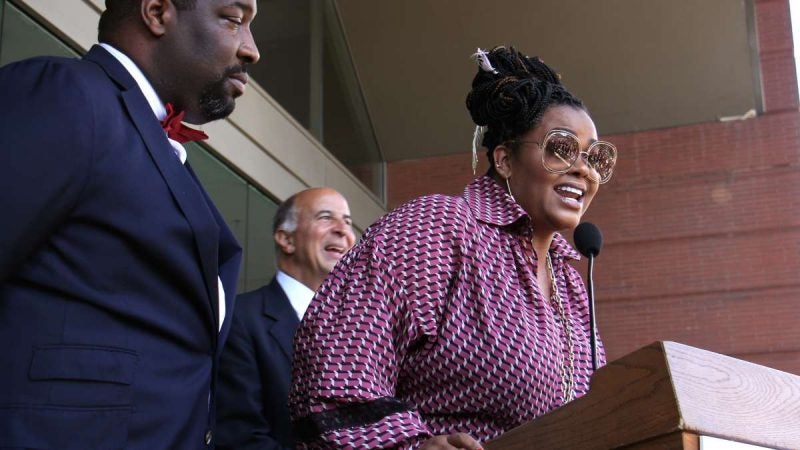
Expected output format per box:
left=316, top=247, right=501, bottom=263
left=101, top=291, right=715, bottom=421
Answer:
left=289, top=175, right=605, bottom=449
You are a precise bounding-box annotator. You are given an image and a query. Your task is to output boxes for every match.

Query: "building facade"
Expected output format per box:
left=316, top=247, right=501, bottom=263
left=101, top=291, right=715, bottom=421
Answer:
left=388, top=0, right=800, bottom=375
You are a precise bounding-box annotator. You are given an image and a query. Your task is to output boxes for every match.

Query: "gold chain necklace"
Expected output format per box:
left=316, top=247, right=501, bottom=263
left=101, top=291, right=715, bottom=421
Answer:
left=545, top=251, right=576, bottom=402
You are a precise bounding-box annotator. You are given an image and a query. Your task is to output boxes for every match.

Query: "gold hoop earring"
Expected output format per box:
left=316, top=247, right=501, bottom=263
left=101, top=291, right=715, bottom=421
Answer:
left=505, top=177, right=516, bottom=202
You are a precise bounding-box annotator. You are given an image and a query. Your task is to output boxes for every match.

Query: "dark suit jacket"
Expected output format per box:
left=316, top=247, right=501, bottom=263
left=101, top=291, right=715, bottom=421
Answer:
left=217, top=277, right=300, bottom=450
left=0, top=46, right=242, bottom=449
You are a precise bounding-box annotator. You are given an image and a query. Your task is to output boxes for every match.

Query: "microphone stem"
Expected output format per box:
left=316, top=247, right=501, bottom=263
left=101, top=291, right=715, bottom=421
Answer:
left=588, top=254, right=598, bottom=373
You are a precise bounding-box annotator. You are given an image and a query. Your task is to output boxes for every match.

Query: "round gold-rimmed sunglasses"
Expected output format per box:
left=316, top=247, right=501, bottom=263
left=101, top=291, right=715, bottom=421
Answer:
left=508, top=129, right=617, bottom=184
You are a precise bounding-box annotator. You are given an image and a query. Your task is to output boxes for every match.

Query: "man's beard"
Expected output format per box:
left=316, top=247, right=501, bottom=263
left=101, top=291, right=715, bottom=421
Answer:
left=198, top=65, right=245, bottom=122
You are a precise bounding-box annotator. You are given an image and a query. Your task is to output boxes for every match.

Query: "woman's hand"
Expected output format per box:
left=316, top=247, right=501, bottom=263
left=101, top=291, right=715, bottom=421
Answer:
left=420, top=433, right=482, bottom=450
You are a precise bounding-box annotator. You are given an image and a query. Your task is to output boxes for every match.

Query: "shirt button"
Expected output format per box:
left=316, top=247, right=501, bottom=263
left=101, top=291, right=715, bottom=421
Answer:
left=205, top=430, right=213, bottom=445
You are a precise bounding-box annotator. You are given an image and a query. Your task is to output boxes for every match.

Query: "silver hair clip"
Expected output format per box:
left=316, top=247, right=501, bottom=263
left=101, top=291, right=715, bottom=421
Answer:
left=470, top=48, right=494, bottom=174
left=471, top=48, right=498, bottom=74
left=471, top=125, right=486, bottom=175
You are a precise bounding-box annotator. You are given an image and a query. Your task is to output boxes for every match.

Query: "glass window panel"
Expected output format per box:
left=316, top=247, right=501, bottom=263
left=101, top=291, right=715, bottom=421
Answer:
left=244, top=186, right=278, bottom=291
left=184, top=144, right=279, bottom=294
left=249, top=0, right=311, bottom=128
left=322, top=35, right=384, bottom=198
left=248, top=0, right=385, bottom=202
left=0, top=2, right=77, bottom=66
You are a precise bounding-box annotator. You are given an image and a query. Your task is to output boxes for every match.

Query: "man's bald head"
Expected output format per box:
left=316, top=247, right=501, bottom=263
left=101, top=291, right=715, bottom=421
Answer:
left=273, top=188, right=356, bottom=290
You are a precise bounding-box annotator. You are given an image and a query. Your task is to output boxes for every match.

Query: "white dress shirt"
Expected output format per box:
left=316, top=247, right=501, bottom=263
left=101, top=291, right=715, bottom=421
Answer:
left=275, top=270, right=315, bottom=320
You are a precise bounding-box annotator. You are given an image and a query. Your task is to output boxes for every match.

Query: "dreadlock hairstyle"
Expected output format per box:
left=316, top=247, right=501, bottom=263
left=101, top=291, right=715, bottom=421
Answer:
left=465, top=46, right=585, bottom=172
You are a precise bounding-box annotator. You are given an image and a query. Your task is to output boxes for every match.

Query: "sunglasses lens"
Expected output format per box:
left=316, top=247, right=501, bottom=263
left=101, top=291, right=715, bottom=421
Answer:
left=587, top=143, right=617, bottom=183
left=537, top=131, right=617, bottom=183
left=543, top=132, right=580, bottom=173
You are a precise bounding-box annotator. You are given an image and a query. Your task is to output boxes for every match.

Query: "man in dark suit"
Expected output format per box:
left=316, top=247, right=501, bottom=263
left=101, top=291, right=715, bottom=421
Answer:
left=216, top=187, right=355, bottom=449
left=0, top=1, right=259, bottom=448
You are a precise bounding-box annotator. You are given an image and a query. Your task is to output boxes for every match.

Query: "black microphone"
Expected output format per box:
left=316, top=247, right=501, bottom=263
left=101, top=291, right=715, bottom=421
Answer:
left=574, top=222, right=603, bottom=372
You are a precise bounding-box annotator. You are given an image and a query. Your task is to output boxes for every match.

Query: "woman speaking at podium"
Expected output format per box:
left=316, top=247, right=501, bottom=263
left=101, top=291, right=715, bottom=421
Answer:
left=289, top=46, right=617, bottom=449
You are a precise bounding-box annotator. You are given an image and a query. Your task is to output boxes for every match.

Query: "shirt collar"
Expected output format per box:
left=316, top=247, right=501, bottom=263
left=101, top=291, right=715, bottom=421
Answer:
left=463, top=175, right=581, bottom=261
left=99, top=44, right=188, bottom=164
left=276, top=270, right=316, bottom=320
left=99, top=43, right=167, bottom=121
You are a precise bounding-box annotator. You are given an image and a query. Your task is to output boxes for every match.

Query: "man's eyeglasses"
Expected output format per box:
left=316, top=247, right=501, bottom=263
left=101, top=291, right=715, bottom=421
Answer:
left=508, top=129, right=617, bottom=184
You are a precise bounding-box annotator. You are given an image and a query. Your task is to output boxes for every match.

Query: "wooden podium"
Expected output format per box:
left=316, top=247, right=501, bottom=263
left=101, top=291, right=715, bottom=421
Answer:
left=486, top=341, right=800, bottom=450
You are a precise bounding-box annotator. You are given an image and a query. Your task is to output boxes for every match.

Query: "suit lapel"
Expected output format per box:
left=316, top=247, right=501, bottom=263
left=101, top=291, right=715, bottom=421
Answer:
left=84, top=46, right=221, bottom=332
left=263, top=279, right=301, bottom=362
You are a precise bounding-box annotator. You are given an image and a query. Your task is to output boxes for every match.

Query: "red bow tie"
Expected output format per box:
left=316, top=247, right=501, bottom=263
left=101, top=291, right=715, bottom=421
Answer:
left=160, top=103, right=209, bottom=143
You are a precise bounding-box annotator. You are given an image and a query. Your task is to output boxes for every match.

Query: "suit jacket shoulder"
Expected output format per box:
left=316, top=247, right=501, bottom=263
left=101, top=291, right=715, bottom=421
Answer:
left=0, top=46, right=242, bottom=449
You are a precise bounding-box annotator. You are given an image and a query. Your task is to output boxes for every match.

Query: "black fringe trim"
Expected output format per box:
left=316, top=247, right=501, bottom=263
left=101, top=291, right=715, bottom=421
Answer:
left=294, top=397, right=411, bottom=442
